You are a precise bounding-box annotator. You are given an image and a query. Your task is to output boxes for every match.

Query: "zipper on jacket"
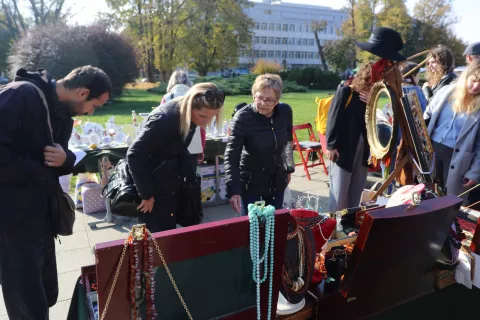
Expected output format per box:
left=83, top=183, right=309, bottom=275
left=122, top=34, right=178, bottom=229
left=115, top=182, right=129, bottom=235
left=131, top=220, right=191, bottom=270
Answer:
left=271, top=118, right=277, bottom=163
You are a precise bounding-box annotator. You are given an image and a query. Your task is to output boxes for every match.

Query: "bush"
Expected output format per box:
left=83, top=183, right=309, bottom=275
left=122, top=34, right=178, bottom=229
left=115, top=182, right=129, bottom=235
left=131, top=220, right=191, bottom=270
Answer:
left=281, top=67, right=341, bottom=90
left=8, top=23, right=138, bottom=96
left=192, top=74, right=307, bottom=95
left=251, top=59, right=282, bottom=75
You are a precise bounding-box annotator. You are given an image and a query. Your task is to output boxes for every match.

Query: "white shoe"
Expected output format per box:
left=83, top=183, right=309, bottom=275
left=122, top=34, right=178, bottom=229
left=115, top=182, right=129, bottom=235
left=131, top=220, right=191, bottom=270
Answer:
left=276, top=292, right=306, bottom=315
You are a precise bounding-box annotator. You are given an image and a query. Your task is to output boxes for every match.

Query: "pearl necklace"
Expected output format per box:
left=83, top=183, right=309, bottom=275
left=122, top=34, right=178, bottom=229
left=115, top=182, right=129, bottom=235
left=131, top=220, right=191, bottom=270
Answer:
left=248, top=202, right=275, bottom=320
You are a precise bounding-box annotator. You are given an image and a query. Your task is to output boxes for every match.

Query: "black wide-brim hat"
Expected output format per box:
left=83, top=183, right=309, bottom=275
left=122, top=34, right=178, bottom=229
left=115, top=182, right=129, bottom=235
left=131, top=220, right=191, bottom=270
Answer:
left=355, top=27, right=406, bottom=61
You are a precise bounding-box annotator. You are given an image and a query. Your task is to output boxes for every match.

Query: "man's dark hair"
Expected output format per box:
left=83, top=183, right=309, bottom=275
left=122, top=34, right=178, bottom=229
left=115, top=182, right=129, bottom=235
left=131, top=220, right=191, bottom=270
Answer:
left=61, top=65, right=112, bottom=100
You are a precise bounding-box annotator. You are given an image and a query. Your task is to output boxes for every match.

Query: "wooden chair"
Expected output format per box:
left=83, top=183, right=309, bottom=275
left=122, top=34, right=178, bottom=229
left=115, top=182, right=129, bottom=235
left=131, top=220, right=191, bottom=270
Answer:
left=292, top=123, right=328, bottom=180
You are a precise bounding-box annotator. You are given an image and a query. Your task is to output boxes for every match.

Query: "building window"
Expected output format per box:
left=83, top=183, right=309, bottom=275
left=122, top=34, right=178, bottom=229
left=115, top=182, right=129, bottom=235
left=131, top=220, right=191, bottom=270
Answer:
left=283, top=24, right=288, bottom=31
left=268, top=51, right=274, bottom=58
left=282, top=37, right=288, bottom=45
left=309, top=39, right=314, bottom=46
left=276, top=23, right=281, bottom=31
left=301, top=52, right=307, bottom=59
left=288, top=38, right=294, bottom=45
left=254, top=36, right=260, bottom=44
left=275, top=51, right=281, bottom=58
left=296, top=38, right=301, bottom=45
left=275, top=37, right=281, bottom=45
left=307, top=52, right=313, bottom=59
left=314, top=52, right=320, bottom=59
left=288, top=51, right=294, bottom=58
left=261, top=22, right=267, bottom=30
left=264, top=9, right=272, bottom=15
left=256, top=22, right=260, bottom=30
left=289, top=24, right=295, bottom=32
left=299, top=25, right=303, bottom=33
left=295, top=52, right=301, bottom=59
left=301, top=38, right=307, bottom=46
left=261, top=50, right=267, bottom=58
left=282, top=51, right=287, bottom=58
left=306, top=25, right=310, bottom=33
left=268, top=23, right=274, bottom=31
left=330, top=27, right=333, bottom=34
left=320, top=39, right=325, bottom=46
left=254, top=50, right=260, bottom=58
left=268, top=37, right=274, bottom=44
left=261, top=36, right=267, bottom=44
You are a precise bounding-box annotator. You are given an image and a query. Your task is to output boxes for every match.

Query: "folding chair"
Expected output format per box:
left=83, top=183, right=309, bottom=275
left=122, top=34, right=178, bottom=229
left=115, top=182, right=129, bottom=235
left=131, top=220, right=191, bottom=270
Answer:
left=292, top=123, right=329, bottom=180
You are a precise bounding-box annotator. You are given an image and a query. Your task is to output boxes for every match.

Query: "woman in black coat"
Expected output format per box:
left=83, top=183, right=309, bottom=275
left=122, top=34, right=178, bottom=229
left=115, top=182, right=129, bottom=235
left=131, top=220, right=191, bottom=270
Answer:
left=127, top=82, right=225, bottom=232
left=224, top=74, right=294, bottom=215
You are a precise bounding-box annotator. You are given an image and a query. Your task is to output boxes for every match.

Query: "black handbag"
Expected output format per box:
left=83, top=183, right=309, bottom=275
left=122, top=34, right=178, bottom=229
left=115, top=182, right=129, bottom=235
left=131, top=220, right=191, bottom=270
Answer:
left=177, top=174, right=204, bottom=227
left=26, top=81, right=76, bottom=236
left=102, top=159, right=166, bottom=217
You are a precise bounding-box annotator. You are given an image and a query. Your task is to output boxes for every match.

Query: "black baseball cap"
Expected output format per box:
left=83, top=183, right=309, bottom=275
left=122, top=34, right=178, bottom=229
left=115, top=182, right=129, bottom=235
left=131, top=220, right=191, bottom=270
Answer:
left=464, top=42, right=480, bottom=55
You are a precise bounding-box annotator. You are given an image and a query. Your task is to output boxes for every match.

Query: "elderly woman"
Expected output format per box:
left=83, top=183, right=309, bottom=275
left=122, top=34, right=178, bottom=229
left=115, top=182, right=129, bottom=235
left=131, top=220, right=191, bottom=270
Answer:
left=128, top=82, right=224, bottom=232
left=224, top=74, right=294, bottom=215
left=161, top=70, right=205, bottom=170
left=326, top=63, right=372, bottom=212
left=424, top=59, right=480, bottom=199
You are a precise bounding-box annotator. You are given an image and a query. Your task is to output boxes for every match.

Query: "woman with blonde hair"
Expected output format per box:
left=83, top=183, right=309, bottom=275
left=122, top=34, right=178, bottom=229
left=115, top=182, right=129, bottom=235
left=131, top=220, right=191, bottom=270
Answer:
left=128, top=82, right=224, bottom=232
left=326, top=63, right=373, bottom=212
left=224, top=74, right=294, bottom=215
left=424, top=59, right=480, bottom=199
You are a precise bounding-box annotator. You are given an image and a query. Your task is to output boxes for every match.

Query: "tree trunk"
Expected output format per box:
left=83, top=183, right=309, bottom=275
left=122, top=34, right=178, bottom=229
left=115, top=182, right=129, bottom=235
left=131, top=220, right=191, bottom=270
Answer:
left=313, top=31, right=329, bottom=71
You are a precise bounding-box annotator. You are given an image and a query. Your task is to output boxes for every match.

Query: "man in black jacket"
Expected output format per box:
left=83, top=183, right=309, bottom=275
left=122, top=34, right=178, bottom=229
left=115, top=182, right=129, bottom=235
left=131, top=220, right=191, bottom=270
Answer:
left=0, top=66, right=111, bottom=319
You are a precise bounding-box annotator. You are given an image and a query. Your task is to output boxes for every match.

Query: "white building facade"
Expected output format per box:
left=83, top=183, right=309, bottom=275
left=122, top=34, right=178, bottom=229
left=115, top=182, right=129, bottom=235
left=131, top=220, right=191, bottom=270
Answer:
left=239, top=0, right=348, bottom=69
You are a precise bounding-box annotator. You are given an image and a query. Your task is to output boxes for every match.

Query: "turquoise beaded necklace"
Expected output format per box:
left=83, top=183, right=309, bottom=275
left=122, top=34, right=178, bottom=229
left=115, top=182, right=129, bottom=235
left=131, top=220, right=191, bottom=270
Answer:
left=248, top=201, right=276, bottom=320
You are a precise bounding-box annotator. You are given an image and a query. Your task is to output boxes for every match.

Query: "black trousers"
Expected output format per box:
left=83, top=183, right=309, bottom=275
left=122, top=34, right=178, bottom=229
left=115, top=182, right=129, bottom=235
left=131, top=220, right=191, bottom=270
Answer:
left=0, top=236, right=58, bottom=320
left=433, top=141, right=454, bottom=192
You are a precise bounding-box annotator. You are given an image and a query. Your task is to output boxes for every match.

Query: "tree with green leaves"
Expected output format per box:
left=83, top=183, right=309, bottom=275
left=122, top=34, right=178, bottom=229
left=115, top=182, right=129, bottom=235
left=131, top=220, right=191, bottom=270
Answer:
left=323, top=37, right=356, bottom=72
left=180, top=0, right=253, bottom=76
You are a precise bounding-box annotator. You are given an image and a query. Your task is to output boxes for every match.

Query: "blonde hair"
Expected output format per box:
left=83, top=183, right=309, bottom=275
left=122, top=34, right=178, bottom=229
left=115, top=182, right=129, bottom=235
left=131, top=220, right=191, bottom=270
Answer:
left=451, top=59, right=480, bottom=114
left=251, top=74, right=283, bottom=99
left=179, top=82, right=224, bottom=139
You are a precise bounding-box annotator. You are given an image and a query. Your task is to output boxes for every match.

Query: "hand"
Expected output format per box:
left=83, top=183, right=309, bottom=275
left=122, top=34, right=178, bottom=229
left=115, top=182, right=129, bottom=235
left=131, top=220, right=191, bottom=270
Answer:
left=422, top=82, right=430, bottom=90
left=463, top=178, right=476, bottom=188
left=43, top=143, right=67, bottom=167
left=230, top=195, right=242, bottom=213
left=326, top=149, right=340, bottom=162
left=287, top=173, right=292, bottom=185
left=359, top=89, right=371, bottom=104
left=197, top=153, right=205, bottom=164
left=138, top=197, right=154, bottom=213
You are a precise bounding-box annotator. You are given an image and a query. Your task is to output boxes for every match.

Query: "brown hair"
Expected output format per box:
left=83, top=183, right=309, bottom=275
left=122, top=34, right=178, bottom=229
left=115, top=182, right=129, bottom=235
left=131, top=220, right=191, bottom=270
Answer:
left=251, top=73, right=283, bottom=99
left=428, top=45, right=455, bottom=74
left=451, top=59, right=480, bottom=114
left=351, top=62, right=373, bottom=92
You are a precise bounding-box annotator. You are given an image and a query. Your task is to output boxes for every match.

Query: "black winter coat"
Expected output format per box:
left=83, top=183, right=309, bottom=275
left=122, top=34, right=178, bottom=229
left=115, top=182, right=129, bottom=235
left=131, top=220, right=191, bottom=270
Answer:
left=0, top=69, right=76, bottom=240
left=224, top=103, right=294, bottom=197
left=127, top=101, right=195, bottom=227
left=326, top=86, right=370, bottom=173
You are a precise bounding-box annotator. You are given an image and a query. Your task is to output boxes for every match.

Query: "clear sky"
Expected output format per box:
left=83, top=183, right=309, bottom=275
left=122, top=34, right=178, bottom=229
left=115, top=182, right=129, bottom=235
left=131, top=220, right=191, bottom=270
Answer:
left=67, top=0, right=478, bottom=45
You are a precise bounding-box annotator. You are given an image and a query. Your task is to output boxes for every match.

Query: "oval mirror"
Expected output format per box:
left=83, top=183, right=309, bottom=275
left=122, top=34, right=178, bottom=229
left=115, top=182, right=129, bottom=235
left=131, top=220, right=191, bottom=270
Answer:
left=365, top=82, right=399, bottom=159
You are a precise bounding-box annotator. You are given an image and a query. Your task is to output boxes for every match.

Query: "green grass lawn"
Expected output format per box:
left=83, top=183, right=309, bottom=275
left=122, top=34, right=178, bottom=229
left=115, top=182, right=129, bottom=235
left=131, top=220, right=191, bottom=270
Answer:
left=81, top=89, right=334, bottom=134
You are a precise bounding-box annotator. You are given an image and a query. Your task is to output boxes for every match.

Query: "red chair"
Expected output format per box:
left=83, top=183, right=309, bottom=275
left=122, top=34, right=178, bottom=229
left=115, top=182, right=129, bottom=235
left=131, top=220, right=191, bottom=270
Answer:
left=292, top=123, right=329, bottom=180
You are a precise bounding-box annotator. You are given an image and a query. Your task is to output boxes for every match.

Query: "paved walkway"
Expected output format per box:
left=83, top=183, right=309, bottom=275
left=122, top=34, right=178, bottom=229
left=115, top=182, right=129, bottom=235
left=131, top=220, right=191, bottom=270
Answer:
left=0, top=166, right=381, bottom=319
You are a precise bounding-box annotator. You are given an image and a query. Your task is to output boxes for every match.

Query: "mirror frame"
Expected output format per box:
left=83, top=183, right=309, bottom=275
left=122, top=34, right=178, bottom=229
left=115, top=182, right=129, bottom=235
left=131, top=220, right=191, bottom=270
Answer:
left=365, top=82, right=399, bottom=160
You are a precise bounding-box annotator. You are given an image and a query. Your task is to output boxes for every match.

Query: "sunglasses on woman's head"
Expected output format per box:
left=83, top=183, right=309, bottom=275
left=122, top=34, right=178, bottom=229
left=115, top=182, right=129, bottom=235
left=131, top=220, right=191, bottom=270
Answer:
left=203, top=90, right=225, bottom=103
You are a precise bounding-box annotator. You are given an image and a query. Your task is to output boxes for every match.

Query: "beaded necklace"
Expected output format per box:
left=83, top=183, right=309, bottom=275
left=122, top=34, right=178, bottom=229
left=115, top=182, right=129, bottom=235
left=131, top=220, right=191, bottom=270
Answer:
left=248, top=202, right=276, bottom=320
left=128, top=225, right=158, bottom=320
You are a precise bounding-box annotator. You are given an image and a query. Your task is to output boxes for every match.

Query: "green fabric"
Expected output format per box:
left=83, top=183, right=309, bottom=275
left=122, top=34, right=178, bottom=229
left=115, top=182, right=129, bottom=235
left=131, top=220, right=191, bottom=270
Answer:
left=67, top=276, right=90, bottom=320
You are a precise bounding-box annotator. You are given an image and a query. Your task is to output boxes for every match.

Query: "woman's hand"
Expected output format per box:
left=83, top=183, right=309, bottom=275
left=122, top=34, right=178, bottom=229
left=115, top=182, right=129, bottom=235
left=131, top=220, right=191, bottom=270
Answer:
left=230, top=195, right=242, bottom=213
left=197, top=153, right=205, bottom=164
left=326, top=149, right=340, bottom=162
left=359, top=89, right=372, bottom=104
left=138, top=197, right=155, bottom=213
left=463, top=178, right=477, bottom=188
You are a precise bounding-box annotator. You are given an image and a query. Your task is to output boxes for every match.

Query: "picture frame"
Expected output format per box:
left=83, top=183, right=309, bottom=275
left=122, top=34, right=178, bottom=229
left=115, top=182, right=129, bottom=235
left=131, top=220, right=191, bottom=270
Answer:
left=400, top=90, right=434, bottom=182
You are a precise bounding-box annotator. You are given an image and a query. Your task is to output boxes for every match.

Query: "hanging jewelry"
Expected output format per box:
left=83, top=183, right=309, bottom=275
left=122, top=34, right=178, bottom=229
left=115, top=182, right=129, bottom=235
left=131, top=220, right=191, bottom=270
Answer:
left=249, top=201, right=275, bottom=320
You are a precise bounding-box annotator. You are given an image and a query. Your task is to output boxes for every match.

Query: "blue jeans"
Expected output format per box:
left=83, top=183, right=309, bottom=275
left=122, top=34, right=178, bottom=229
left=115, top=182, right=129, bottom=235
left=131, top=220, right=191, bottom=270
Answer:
left=241, top=191, right=285, bottom=216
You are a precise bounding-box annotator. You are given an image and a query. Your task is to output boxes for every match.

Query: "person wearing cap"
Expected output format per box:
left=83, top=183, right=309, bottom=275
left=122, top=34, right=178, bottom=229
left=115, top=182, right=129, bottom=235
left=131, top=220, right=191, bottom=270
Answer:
left=464, top=42, right=480, bottom=65
left=423, top=45, right=457, bottom=102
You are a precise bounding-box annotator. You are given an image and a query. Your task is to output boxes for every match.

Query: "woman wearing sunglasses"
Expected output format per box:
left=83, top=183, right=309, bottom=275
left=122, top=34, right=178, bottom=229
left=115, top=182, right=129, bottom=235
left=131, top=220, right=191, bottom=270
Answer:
left=224, top=74, right=294, bottom=215
left=127, top=82, right=225, bottom=232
